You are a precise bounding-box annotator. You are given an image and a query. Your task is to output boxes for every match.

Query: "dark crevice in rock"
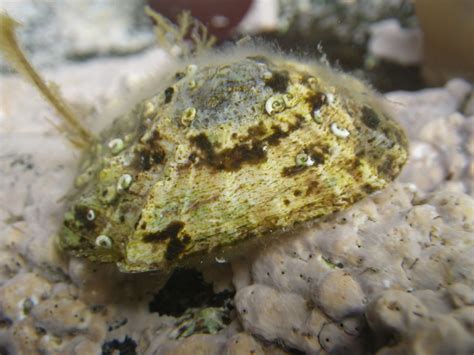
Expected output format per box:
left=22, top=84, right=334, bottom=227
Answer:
left=148, top=268, right=234, bottom=317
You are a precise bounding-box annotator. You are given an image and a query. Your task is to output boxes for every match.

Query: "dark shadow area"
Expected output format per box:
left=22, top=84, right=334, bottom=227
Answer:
left=102, top=336, right=137, bottom=355
left=260, top=28, right=425, bottom=93
left=148, top=268, right=234, bottom=317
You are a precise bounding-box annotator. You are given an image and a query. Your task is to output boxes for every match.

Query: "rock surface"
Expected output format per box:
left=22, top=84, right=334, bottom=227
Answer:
left=388, top=79, right=473, bottom=195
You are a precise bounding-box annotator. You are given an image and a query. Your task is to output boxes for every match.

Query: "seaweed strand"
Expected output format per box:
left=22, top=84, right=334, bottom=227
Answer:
left=145, top=6, right=216, bottom=58
left=0, top=13, right=96, bottom=149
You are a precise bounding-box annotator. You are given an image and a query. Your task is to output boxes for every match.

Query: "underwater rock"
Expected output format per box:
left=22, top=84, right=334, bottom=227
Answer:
left=367, top=288, right=474, bottom=354
left=233, top=182, right=474, bottom=353
left=224, top=332, right=265, bottom=355
left=389, top=78, right=473, bottom=195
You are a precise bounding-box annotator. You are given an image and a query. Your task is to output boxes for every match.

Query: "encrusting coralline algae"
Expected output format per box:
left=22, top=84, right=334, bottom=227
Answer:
left=0, top=7, right=473, bottom=355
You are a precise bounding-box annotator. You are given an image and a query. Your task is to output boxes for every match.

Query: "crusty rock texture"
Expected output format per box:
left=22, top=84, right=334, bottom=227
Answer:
left=389, top=78, right=473, bottom=195
left=233, top=182, right=474, bottom=354
left=1, top=47, right=473, bottom=354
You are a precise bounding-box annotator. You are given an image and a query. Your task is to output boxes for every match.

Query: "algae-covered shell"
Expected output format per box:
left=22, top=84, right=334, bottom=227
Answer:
left=59, top=48, right=408, bottom=272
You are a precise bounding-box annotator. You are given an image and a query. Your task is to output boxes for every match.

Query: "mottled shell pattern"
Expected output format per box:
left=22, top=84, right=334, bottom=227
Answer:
left=59, top=48, right=408, bottom=272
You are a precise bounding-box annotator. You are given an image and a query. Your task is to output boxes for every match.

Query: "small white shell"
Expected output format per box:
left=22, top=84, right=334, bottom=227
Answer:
left=108, top=138, right=125, bottom=155
left=86, top=209, right=95, bottom=221
left=95, top=235, right=112, bottom=248
left=117, top=174, right=133, bottom=192
left=265, top=95, right=286, bottom=115
left=330, top=123, right=350, bottom=138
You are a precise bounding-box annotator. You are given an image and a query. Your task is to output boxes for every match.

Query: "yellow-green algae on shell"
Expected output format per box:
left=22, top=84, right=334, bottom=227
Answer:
left=59, top=48, right=409, bottom=272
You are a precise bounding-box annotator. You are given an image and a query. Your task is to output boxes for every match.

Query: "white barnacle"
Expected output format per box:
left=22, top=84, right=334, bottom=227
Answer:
left=330, top=123, right=350, bottom=138
left=295, top=151, right=315, bottom=167
left=265, top=95, right=286, bottom=115
left=188, top=80, right=197, bottom=89
left=108, top=138, right=125, bottom=155
left=95, top=235, right=112, bottom=249
left=181, top=107, right=197, bottom=126
left=186, top=64, right=197, bottom=76
left=117, top=174, right=133, bottom=192
left=215, top=256, right=227, bottom=263
left=86, top=209, right=95, bottom=221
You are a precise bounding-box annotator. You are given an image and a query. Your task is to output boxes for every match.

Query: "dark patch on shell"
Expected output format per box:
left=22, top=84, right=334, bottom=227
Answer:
left=191, top=133, right=267, bottom=171
left=143, top=221, right=185, bottom=243
left=134, top=147, right=166, bottom=171
left=361, top=106, right=380, bottom=129
left=377, top=156, right=396, bottom=179
left=267, top=125, right=289, bottom=145
left=165, top=234, right=191, bottom=261
left=265, top=71, right=289, bottom=93
left=306, top=181, right=320, bottom=196
left=164, top=87, right=174, bottom=104
left=142, top=221, right=191, bottom=261
left=266, top=114, right=305, bottom=146
left=74, top=205, right=95, bottom=229
left=190, top=115, right=305, bottom=172
left=281, top=164, right=307, bottom=177
left=175, top=72, right=185, bottom=80
left=132, top=131, right=166, bottom=171
left=309, top=149, right=325, bottom=165
left=310, top=92, right=327, bottom=113
left=362, top=184, right=377, bottom=194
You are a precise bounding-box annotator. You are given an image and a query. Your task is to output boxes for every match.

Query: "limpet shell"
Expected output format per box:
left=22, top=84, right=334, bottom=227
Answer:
left=59, top=49, right=408, bottom=272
